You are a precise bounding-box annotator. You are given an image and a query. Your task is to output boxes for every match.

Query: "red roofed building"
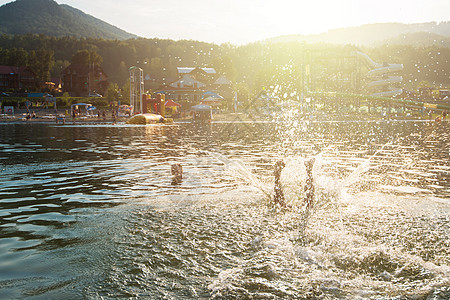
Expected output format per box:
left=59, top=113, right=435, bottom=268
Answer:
left=0, top=65, right=36, bottom=91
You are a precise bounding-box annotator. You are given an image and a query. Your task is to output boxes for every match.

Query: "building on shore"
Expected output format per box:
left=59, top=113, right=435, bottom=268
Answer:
left=0, top=65, right=36, bottom=91
left=157, top=67, right=233, bottom=110
left=61, top=64, right=108, bottom=97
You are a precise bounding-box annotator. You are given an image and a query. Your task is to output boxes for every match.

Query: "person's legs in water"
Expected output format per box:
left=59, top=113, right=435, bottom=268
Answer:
left=273, top=160, right=286, bottom=207
left=171, top=163, right=183, bottom=185
left=304, top=158, right=315, bottom=209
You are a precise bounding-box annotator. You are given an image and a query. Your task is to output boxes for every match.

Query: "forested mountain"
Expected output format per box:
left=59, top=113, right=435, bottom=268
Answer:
left=381, top=32, right=450, bottom=48
left=1, top=34, right=449, bottom=97
left=1, top=0, right=448, bottom=46
left=271, top=22, right=450, bottom=47
left=0, top=0, right=136, bottom=40
left=0, top=0, right=448, bottom=98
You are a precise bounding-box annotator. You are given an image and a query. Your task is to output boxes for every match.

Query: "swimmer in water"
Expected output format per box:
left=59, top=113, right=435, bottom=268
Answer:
left=304, top=158, right=315, bottom=209
left=273, top=160, right=287, bottom=207
left=171, top=163, right=183, bottom=185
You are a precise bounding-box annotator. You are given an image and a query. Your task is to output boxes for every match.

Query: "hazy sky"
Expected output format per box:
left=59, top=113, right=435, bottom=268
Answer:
left=1, top=0, right=449, bottom=44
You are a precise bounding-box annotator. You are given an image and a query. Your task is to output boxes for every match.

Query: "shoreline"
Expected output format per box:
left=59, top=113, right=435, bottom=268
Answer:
left=0, top=110, right=447, bottom=124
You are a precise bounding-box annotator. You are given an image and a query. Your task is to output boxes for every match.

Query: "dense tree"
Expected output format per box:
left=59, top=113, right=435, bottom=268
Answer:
left=212, top=55, right=237, bottom=82
left=8, top=47, right=28, bottom=66
left=51, top=59, right=70, bottom=78
left=0, top=46, right=54, bottom=82
left=121, top=81, right=130, bottom=104
left=71, top=49, right=102, bottom=66
left=32, top=48, right=54, bottom=82
left=105, top=82, right=120, bottom=102
left=0, top=33, right=448, bottom=98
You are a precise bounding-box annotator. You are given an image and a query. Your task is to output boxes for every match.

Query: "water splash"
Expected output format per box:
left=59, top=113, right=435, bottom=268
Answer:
left=2, top=122, right=448, bottom=299
left=212, top=152, right=272, bottom=200
left=213, top=151, right=338, bottom=211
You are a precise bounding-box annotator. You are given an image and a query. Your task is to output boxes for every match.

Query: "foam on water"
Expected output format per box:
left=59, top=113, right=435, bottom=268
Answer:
left=204, top=144, right=449, bottom=298
left=1, top=121, right=449, bottom=299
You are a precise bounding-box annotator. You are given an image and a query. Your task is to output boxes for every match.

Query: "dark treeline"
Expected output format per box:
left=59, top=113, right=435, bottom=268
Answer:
left=0, top=34, right=227, bottom=86
left=0, top=46, right=54, bottom=83
left=0, top=34, right=449, bottom=99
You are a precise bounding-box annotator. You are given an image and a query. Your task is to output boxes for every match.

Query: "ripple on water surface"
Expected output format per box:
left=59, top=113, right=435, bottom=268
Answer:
left=0, top=121, right=449, bottom=299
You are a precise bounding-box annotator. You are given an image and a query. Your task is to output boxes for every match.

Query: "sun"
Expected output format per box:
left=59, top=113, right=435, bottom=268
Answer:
left=256, top=0, right=352, bottom=37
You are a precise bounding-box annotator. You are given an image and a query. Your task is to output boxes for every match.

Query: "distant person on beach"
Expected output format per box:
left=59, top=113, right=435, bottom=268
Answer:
left=443, top=110, right=447, bottom=121
left=273, top=160, right=287, bottom=207
left=102, top=110, right=106, bottom=121
left=171, top=163, right=183, bottom=185
left=304, top=158, right=315, bottom=209
left=112, top=110, right=116, bottom=124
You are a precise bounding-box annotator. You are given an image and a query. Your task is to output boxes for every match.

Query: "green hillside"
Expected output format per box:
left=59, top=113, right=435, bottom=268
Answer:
left=0, top=0, right=137, bottom=40
left=380, top=32, right=450, bottom=47
left=271, top=22, right=450, bottom=46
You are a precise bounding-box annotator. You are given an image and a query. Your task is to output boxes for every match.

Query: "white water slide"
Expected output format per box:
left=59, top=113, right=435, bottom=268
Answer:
left=356, top=52, right=403, bottom=97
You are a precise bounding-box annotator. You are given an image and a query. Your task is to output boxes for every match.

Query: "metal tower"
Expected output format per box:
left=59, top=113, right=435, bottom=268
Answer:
left=129, top=66, right=144, bottom=114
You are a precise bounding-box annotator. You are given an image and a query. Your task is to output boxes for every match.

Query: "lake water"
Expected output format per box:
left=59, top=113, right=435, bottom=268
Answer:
left=0, top=119, right=449, bottom=299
